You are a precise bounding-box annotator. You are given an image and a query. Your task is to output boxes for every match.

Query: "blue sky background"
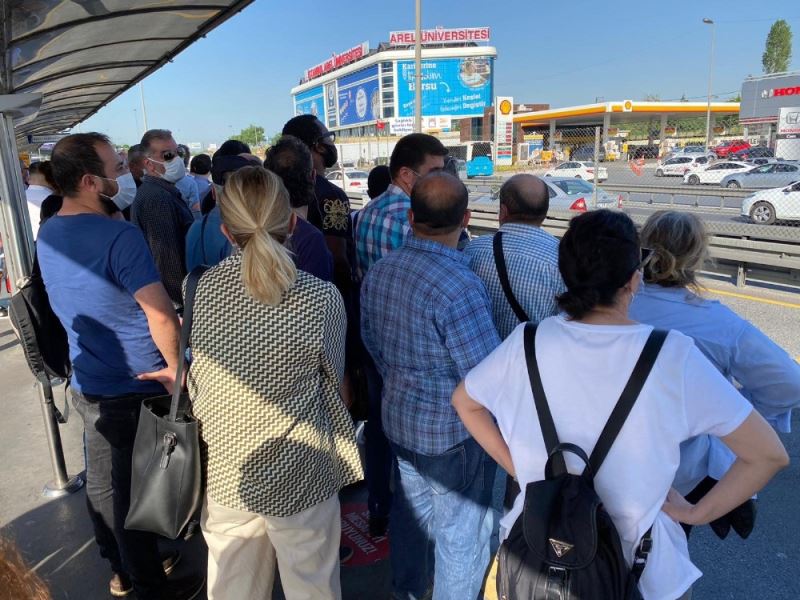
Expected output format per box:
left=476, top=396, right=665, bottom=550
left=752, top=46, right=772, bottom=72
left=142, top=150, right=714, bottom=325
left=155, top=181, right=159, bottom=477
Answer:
left=78, top=0, right=800, bottom=147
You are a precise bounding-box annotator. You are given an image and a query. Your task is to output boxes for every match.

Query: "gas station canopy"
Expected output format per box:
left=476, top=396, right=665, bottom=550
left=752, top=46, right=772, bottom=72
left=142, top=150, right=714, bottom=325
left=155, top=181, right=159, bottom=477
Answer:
left=6, top=0, right=254, bottom=141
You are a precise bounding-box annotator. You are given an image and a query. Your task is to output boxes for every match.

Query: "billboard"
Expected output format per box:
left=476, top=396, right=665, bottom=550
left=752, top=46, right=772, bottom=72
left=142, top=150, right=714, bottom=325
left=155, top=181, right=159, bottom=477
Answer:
left=396, top=57, right=492, bottom=118
left=305, top=42, right=369, bottom=81
left=294, top=85, right=325, bottom=119
left=740, top=73, right=800, bottom=122
left=325, top=82, right=337, bottom=128
left=494, top=96, right=514, bottom=166
left=776, top=106, right=800, bottom=161
left=337, top=66, right=380, bottom=126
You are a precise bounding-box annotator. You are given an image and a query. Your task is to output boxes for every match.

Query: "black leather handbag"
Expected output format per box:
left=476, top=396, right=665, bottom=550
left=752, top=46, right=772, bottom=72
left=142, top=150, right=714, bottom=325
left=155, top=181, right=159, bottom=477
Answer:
left=125, top=266, right=207, bottom=539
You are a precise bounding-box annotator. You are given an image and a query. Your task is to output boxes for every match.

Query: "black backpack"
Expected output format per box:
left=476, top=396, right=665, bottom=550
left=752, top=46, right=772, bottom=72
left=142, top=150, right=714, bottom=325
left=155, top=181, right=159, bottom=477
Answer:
left=497, top=323, right=667, bottom=600
left=9, top=254, right=71, bottom=382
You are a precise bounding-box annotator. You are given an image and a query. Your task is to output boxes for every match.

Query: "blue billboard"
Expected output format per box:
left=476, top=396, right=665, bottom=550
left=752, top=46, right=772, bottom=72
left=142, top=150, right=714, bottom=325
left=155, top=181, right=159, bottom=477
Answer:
left=337, top=66, right=380, bottom=126
left=294, top=86, right=325, bottom=119
left=396, top=57, right=493, bottom=118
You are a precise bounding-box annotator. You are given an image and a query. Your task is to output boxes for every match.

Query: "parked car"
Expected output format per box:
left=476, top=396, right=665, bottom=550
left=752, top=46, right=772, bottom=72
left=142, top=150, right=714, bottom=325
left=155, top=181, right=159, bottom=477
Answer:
left=670, top=146, right=716, bottom=161
left=683, top=161, right=751, bottom=185
left=731, top=146, right=774, bottom=161
left=713, top=139, right=751, bottom=158
left=741, top=180, right=800, bottom=225
left=570, top=145, right=607, bottom=162
left=544, top=161, right=608, bottom=182
left=542, top=177, right=620, bottom=212
left=466, top=155, right=494, bottom=178
left=720, top=162, right=800, bottom=189
left=628, top=145, right=660, bottom=160
left=326, top=169, right=369, bottom=192
left=747, top=157, right=780, bottom=166
left=656, top=155, right=711, bottom=177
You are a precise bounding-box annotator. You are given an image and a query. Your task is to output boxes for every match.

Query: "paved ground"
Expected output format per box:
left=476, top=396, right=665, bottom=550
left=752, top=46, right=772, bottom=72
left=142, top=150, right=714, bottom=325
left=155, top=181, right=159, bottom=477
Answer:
left=0, top=279, right=798, bottom=599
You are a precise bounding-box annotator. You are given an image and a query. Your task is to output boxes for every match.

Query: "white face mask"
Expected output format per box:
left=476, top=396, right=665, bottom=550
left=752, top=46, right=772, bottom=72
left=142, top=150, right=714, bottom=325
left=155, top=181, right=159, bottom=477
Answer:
left=152, top=155, right=186, bottom=183
left=112, top=172, right=137, bottom=209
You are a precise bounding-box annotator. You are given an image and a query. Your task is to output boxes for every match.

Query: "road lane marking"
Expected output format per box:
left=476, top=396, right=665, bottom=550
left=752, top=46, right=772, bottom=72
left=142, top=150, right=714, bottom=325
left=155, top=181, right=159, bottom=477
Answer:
left=704, top=287, right=800, bottom=310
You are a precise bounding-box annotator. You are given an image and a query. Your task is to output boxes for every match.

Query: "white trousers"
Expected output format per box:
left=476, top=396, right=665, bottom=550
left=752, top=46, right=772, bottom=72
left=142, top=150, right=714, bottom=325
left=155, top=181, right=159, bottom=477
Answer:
left=201, top=493, right=342, bottom=600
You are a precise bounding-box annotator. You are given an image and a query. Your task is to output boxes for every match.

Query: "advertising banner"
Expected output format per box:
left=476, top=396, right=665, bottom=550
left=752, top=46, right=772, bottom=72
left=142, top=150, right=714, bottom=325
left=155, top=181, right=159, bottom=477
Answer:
left=494, top=96, right=514, bottom=166
left=389, top=27, right=490, bottom=46
left=396, top=57, right=492, bottom=118
left=740, top=74, right=800, bottom=122
left=776, top=106, right=800, bottom=161
left=305, top=42, right=369, bottom=81
left=338, top=66, right=380, bottom=126
left=294, top=86, right=325, bottom=119
left=325, top=82, right=337, bottom=128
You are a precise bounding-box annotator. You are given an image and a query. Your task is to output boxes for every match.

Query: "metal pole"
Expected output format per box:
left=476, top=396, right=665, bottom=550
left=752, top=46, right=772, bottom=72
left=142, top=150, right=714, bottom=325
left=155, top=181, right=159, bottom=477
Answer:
left=414, top=0, right=422, bottom=133
left=703, top=18, right=715, bottom=150
left=39, top=376, right=84, bottom=497
left=139, top=82, right=148, bottom=133
left=593, top=127, right=600, bottom=207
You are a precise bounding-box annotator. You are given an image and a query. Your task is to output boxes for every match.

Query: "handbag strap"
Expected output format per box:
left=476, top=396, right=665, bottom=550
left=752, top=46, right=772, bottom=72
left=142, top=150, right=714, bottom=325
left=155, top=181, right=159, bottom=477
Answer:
left=493, top=232, right=530, bottom=323
left=168, top=266, right=208, bottom=422
left=199, top=213, right=210, bottom=265
left=523, top=323, right=668, bottom=478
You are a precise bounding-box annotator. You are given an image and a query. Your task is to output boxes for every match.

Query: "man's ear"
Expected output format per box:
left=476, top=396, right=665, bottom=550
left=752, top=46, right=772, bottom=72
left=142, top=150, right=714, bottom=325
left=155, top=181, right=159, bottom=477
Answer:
left=288, top=211, right=298, bottom=235
left=498, top=203, right=509, bottom=223
left=462, top=209, right=471, bottom=228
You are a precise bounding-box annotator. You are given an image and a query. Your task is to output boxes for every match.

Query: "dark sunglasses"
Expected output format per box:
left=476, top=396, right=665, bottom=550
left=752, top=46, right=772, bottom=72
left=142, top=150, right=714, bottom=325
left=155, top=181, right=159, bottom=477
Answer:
left=315, top=131, right=336, bottom=144
left=160, top=150, right=177, bottom=161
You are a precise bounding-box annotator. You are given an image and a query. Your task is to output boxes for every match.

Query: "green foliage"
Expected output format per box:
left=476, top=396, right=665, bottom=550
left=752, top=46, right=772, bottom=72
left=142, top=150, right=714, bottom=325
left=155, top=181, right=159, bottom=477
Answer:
left=762, top=20, right=792, bottom=74
left=233, top=124, right=266, bottom=148
left=267, top=131, right=282, bottom=147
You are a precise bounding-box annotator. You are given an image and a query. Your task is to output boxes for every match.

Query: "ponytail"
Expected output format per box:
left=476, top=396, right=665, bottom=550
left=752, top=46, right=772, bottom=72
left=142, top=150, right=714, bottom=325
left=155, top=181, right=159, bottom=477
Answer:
left=219, top=166, right=297, bottom=305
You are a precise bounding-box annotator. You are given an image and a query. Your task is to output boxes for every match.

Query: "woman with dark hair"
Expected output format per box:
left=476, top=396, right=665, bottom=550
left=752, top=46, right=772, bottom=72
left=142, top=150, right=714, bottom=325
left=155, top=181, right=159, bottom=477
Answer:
left=452, top=210, right=788, bottom=599
left=630, top=210, right=800, bottom=538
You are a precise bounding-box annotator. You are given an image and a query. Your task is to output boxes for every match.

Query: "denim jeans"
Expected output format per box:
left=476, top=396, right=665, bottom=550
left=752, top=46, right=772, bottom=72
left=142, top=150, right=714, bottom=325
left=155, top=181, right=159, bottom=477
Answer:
left=389, top=436, right=496, bottom=600
left=363, top=355, right=393, bottom=519
left=73, top=390, right=167, bottom=599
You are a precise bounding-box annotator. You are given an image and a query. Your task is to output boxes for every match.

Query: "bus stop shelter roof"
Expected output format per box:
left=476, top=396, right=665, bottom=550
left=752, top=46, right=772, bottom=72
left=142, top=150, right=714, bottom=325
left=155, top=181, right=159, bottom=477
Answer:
left=514, top=100, right=740, bottom=128
left=5, top=0, right=254, bottom=141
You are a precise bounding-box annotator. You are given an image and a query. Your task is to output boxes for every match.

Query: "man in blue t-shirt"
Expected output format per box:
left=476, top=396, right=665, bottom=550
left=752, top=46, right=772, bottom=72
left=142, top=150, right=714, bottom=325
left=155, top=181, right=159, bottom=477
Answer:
left=38, top=133, right=203, bottom=600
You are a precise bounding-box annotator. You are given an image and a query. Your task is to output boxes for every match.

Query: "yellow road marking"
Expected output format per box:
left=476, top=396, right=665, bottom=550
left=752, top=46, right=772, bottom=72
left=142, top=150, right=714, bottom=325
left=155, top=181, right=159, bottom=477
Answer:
left=704, top=287, right=800, bottom=310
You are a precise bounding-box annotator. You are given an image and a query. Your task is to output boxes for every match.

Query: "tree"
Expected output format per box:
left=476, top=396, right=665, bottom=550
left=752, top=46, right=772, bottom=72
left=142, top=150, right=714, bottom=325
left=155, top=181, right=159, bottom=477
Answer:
left=762, top=20, right=792, bottom=74
left=233, top=124, right=266, bottom=148
left=267, top=131, right=282, bottom=147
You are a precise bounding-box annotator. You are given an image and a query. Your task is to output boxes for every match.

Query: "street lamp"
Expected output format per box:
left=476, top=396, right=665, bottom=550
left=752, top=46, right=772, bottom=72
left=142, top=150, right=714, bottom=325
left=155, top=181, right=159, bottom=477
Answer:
left=703, top=18, right=715, bottom=150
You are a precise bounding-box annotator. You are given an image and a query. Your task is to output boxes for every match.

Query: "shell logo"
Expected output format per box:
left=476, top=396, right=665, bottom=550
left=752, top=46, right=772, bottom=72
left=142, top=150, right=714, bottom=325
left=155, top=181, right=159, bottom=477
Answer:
left=623, top=100, right=633, bottom=112
left=499, top=99, right=513, bottom=115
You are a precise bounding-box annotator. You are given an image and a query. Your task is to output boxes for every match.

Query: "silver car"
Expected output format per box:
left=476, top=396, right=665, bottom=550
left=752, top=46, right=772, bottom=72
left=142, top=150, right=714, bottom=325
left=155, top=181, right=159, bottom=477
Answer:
left=543, top=177, right=619, bottom=211
left=720, top=162, right=800, bottom=189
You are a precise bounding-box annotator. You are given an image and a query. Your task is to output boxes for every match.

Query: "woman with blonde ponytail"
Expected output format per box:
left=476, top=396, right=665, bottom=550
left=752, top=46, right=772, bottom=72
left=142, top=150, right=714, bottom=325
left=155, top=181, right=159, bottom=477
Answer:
left=187, top=165, right=362, bottom=600
left=630, top=210, right=800, bottom=541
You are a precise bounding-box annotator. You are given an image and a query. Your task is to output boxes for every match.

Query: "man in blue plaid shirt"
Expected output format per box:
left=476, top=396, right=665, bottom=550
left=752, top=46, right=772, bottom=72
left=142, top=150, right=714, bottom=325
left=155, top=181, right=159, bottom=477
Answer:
left=361, top=172, right=501, bottom=600
left=354, top=133, right=448, bottom=275
left=465, top=174, right=565, bottom=339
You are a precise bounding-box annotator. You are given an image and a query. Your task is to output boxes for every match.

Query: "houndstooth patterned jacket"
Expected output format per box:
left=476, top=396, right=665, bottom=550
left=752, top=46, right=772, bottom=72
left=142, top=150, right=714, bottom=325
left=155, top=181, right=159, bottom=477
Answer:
left=188, top=253, right=362, bottom=517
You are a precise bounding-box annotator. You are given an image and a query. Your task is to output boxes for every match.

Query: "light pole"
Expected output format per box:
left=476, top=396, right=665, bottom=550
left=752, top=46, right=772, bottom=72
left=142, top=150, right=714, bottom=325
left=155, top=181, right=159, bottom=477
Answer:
left=414, top=0, right=422, bottom=133
left=703, top=18, right=715, bottom=150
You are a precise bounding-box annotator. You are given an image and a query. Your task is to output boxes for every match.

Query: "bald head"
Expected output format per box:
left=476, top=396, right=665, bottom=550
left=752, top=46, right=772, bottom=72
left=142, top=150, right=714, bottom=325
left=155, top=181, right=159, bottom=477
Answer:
left=499, top=174, right=549, bottom=225
left=410, top=171, right=469, bottom=235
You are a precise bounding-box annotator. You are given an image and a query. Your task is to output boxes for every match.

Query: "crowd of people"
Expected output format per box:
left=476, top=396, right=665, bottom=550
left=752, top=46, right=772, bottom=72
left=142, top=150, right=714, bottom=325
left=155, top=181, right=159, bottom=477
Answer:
left=20, top=113, right=797, bottom=600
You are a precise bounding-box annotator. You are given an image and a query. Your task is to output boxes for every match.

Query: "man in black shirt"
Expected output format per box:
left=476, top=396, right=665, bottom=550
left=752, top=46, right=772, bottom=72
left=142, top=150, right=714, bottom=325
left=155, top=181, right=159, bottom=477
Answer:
left=131, top=129, right=194, bottom=309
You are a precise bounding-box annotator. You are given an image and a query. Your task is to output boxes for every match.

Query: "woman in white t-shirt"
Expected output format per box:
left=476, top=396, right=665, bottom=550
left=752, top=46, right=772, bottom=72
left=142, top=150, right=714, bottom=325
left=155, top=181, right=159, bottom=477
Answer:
left=452, top=210, right=788, bottom=600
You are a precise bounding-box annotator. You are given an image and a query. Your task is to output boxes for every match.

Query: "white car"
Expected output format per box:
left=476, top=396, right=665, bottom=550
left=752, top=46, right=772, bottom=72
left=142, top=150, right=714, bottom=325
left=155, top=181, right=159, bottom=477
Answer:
left=544, top=161, right=608, bottom=182
left=326, top=169, right=369, bottom=192
left=656, top=155, right=711, bottom=177
left=741, top=180, right=800, bottom=225
left=683, top=161, right=751, bottom=185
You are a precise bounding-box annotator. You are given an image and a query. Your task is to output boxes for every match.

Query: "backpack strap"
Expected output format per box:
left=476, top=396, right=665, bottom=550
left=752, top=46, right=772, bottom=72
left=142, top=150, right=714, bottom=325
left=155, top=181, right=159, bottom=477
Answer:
left=523, top=323, right=567, bottom=477
left=493, top=232, right=530, bottom=323
left=199, top=213, right=210, bottom=266
left=586, top=329, right=669, bottom=475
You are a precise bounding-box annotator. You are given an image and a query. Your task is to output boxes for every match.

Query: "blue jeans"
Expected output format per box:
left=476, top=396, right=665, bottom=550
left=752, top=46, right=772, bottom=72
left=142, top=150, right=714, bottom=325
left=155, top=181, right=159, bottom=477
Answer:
left=389, top=437, right=496, bottom=600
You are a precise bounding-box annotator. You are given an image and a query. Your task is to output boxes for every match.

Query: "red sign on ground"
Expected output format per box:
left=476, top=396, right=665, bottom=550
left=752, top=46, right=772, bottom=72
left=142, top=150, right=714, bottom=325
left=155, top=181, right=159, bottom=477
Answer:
left=340, top=503, right=389, bottom=567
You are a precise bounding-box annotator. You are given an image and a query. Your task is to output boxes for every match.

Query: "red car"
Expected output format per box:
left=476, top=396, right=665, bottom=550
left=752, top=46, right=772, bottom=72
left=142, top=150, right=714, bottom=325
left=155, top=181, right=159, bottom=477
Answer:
left=714, top=139, right=751, bottom=158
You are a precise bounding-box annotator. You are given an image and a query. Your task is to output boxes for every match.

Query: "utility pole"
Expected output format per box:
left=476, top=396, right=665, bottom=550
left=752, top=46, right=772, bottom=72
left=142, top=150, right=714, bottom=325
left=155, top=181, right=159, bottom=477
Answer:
left=139, top=82, right=148, bottom=134
left=703, top=18, right=715, bottom=150
left=414, top=0, right=422, bottom=133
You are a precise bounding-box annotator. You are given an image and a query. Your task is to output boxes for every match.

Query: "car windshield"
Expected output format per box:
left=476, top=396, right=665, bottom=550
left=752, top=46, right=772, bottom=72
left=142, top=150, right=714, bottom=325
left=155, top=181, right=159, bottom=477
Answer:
left=553, top=180, right=594, bottom=194
left=347, top=171, right=369, bottom=178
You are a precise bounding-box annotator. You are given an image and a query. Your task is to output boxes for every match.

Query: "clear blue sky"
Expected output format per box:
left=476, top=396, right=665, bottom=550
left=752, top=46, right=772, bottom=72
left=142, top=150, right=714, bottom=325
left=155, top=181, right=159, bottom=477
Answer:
left=78, top=0, right=799, bottom=147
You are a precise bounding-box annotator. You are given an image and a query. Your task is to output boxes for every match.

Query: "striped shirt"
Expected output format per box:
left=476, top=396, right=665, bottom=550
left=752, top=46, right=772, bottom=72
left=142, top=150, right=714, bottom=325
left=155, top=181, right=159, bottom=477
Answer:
left=354, top=183, right=412, bottom=274
left=465, top=223, right=565, bottom=339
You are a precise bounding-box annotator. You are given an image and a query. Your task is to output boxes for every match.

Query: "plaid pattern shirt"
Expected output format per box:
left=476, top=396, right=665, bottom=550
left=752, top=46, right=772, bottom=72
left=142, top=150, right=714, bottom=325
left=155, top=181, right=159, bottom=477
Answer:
left=464, top=223, right=565, bottom=340
left=354, top=183, right=412, bottom=275
left=361, top=236, right=501, bottom=454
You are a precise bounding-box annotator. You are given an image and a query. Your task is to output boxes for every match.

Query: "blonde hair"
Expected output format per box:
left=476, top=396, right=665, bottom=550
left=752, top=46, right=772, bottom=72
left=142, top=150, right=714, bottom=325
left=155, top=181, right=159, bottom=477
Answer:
left=640, top=210, right=708, bottom=289
left=219, top=166, right=297, bottom=304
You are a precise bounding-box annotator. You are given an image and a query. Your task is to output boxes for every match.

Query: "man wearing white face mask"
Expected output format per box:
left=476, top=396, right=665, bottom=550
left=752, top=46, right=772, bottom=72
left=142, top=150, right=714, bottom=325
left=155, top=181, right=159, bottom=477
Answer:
left=131, top=129, right=194, bottom=310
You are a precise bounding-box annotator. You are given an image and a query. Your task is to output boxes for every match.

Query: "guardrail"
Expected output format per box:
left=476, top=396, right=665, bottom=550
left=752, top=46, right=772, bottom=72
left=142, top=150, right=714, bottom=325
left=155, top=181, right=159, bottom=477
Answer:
left=347, top=192, right=800, bottom=290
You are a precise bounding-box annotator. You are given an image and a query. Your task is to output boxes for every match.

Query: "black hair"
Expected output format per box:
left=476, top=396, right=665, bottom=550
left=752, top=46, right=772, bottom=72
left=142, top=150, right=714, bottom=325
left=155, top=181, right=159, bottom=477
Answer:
left=499, top=174, right=549, bottom=223
left=190, top=153, right=212, bottom=175
left=216, top=139, right=251, bottom=156
left=140, top=129, right=172, bottom=155
left=389, top=133, right=448, bottom=180
left=51, top=132, right=110, bottom=197
left=557, top=210, right=640, bottom=320
left=127, top=143, right=146, bottom=164
left=28, top=160, right=59, bottom=192
left=367, top=165, right=391, bottom=199
left=410, top=171, right=468, bottom=235
left=282, top=114, right=324, bottom=148
left=264, top=136, right=314, bottom=209
left=177, top=143, right=191, bottom=166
